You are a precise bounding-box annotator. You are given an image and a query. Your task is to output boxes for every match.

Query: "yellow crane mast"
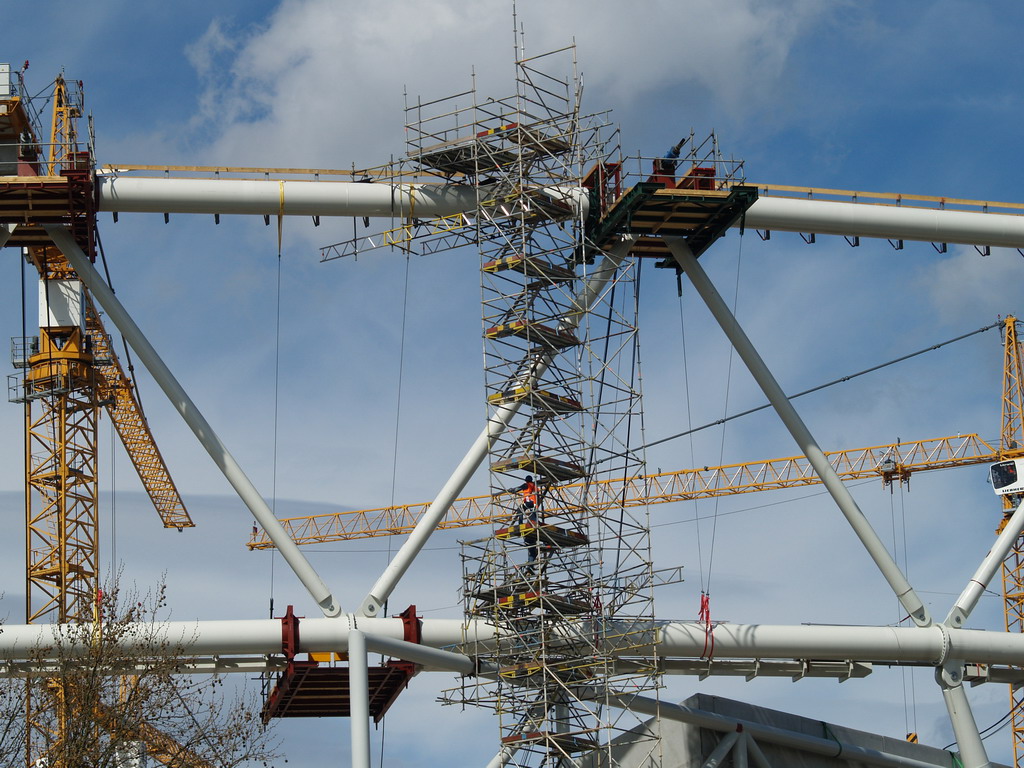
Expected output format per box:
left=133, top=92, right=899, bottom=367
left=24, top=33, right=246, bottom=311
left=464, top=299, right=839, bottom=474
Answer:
left=47, top=74, right=79, bottom=177
left=997, top=316, right=1024, bottom=766
left=3, top=69, right=196, bottom=768
left=248, top=431, right=1021, bottom=548
left=11, top=74, right=193, bottom=625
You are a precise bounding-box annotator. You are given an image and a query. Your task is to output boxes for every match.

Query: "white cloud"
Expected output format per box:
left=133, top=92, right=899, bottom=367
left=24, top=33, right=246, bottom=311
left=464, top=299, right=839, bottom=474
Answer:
left=173, top=0, right=836, bottom=167
left=920, top=246, right=1023, bottom=326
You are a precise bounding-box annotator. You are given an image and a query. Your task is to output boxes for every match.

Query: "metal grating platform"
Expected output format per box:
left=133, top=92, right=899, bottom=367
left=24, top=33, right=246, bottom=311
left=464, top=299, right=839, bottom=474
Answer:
left=588, top=183, right=758, bottom=261
left=262, top=659, right=416, bottom=724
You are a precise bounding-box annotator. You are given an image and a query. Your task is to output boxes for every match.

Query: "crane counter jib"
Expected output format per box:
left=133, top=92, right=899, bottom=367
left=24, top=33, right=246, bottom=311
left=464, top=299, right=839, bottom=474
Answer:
left=93, top=175, right=1024, bottom=250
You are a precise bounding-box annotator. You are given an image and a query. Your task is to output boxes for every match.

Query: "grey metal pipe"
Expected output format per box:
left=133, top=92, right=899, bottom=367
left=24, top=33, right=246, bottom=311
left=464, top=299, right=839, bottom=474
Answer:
left=702, top=729, right=740, bottom=767
left=744, top=734, right=773, bottom=768
left=665, top=237, right=931, bottom=627
left=43, top=225, right=342, bottom=618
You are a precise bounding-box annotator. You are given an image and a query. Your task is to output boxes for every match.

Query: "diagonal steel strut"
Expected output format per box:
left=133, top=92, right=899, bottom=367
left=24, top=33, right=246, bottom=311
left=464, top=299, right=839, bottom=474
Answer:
left=44, top=225, right=342, bottom=618
left=664, top=236, right=932, bottom=628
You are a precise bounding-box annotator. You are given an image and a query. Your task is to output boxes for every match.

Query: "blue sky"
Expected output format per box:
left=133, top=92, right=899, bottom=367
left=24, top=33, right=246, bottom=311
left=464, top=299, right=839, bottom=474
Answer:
left=5, top=1, right=1024, bottom=765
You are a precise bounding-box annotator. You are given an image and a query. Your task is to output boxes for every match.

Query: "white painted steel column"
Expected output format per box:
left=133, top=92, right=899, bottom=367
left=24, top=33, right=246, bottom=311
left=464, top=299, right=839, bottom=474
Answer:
left=935, top=494, right=1020, bottom=766
left=939, top=673, right=991, bottom=768
left=349, top=629, right=371, bottom=768
left=358, top=237, right=635, bottom=617
left=946, top=496, right=1024, bottom=627
left=44, top=225, right=342, bottom=618
left=665, top=237, right=931, bottom=627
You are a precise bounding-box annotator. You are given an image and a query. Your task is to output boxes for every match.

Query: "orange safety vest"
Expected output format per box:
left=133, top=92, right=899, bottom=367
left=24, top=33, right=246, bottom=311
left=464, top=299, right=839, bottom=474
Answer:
left=522, top=481, right=538, bottom=506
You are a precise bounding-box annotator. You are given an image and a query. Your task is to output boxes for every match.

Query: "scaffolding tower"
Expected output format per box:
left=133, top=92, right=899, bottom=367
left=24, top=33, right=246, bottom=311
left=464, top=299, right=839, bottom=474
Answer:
left=402, top=47, right=661, bottom=766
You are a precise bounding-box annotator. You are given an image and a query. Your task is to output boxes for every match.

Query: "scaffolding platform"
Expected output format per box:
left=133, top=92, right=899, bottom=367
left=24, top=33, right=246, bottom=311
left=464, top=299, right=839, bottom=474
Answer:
left=487, top=386, right=583, bottom=415
left=412, top=121, right=571, bottom=176
left=490, top=589, right=594, bottom=615
left=511, top=125, right=573, bottom=157
left=588, top=183, right=758, bottom=260
left=498, top=659, right=597, bottom=684
left=261, top=659, right=416, bottom=723
left=500, top=729, right=600, bottom=755
left=467, top=577, right=593, bottom=616
left=467, top=577, right=549, bottom=603
left=415, top=139, right=519, bottom=176
left=482, top=253, right=576, bottom=282
left=484, top=319, right=580, bottom=350
left=491, top=454, right=586, bottom=482
left=495, top=521, right=589, bottom=548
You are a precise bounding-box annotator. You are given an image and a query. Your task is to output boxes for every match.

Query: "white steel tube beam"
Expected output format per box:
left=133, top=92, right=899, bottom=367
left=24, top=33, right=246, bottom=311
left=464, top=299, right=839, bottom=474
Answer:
left=665, top=237, right=931, bottom=627
left=44, top=225, right=342, bottom=618
left=358, top=237, right=635, bottom=617
left=361, top=633, right=498, bottom=675
left=0, top=616, right=477, bottom=658
left=654, top=621, right=1024, bottom=664
left=4, top=617, right=1024, bottom=667
left=617, top=695, right=956, bottom=768
left=349, top=629, right=371, bottom=768
left=94, top=176, right=1024, bottom=249
left=97, top=177, right=485, bottom=218
left=946, top=496, right=1024, bottom=627
left=744, top=196, right=1024, bottom=249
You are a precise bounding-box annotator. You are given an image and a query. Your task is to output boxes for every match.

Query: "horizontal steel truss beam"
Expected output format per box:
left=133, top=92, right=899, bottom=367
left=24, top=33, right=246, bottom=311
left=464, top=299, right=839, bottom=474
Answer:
left=95, top=176, right=1024, bottom=249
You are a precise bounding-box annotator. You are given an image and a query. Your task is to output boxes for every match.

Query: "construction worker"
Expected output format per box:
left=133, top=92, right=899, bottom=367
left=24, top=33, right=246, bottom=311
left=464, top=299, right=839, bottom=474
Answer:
left=509, top=475, right=539, bottom=526
left=649, top=138, right=685, bottom=186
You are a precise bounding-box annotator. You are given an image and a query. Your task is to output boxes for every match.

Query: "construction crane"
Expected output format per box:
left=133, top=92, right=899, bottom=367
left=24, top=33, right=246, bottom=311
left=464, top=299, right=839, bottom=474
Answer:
left=8, top=71, right=193, bottom=624
left=993, top=316, right=1024, bottom=766
left=2, top=68, right=195, bottom=768
left=247, top=432, right=1021, bottom=547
